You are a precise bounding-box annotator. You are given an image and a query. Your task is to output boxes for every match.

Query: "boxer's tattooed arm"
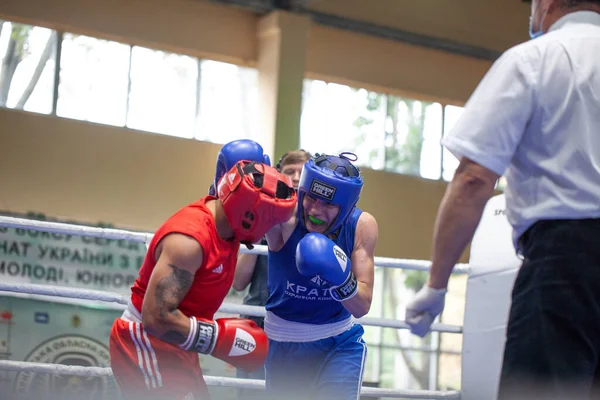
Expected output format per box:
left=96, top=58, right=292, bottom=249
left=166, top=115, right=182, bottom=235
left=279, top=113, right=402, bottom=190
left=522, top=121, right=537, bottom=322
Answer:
left=154, top=263, right=194, bottom=343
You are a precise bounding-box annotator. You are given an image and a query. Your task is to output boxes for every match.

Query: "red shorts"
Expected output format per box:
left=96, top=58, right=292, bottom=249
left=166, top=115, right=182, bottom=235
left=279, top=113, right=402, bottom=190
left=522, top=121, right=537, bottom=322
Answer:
left=109, top=317, right=209, bottom=400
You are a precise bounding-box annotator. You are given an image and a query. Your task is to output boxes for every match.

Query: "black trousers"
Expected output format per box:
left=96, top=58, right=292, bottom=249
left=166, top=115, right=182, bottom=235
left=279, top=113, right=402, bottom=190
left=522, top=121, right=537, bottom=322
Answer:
left=498, top=219, right=600, bottom=400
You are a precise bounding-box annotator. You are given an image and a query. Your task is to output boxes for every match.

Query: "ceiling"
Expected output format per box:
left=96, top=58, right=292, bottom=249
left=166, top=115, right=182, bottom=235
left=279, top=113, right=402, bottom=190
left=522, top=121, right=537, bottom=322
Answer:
left=302, top=0, right=532, bottom=52
left=210, top=0, right=533, bottom=60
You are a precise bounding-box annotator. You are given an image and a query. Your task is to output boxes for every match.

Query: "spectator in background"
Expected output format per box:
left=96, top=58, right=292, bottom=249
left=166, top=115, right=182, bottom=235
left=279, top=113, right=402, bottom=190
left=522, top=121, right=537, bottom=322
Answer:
left=233, top=149, right=311, bottom=400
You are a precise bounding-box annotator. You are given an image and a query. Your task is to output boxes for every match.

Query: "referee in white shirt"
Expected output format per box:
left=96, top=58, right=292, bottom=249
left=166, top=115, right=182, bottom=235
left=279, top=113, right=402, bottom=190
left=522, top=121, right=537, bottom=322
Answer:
left=404, top=0, right=600, bottom=398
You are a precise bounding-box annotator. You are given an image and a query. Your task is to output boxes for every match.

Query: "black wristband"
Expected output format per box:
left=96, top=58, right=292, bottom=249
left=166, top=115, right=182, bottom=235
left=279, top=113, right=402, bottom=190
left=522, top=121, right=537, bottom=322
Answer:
left=330, top=273, right=358, bottom=302
left=191, top=319, right=217, bottom=354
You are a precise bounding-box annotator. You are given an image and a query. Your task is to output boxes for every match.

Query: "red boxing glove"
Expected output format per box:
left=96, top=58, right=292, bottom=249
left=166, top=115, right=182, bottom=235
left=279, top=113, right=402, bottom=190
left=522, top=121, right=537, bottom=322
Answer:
left=180, top=317, right=268, bottom=372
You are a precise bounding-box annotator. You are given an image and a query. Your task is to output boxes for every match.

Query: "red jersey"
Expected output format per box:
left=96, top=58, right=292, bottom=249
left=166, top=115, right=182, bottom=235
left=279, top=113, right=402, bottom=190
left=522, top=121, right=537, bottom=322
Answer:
left=130, top=196, right=239, bottom=319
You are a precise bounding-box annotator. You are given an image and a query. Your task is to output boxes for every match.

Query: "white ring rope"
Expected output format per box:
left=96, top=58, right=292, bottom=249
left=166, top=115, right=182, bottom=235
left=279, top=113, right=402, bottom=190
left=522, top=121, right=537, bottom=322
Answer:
left=0, top=215, right=466, bottom=397
left=0, top=281, right=463, bottom=333
left=0, top=360, right=113, bottom=377
left=0, top=216, right=154, bottom=244
left=0, top=360, right=461, bottom=399
left=0, top=216, right=470, bottom=273
left=0, top=281, right=128, bottom=304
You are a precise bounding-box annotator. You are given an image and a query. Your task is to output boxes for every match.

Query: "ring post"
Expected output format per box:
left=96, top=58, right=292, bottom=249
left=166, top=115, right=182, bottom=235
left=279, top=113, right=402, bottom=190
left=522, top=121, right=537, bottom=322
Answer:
left=461, top=194, right=522, bottom=400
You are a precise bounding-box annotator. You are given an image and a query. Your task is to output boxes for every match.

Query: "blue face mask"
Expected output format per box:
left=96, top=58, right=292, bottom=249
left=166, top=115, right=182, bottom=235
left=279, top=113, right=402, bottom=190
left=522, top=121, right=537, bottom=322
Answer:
left=529, top=16, right=544, bottom=39
left=529, top=2, right=550, bottom=40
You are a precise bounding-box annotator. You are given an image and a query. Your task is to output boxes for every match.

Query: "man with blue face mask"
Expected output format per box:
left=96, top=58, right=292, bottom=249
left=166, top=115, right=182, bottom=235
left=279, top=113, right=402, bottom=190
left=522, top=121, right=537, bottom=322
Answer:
left=528, top=0, right=553, bottom=38
left=403, top=1, right=600, bottom=399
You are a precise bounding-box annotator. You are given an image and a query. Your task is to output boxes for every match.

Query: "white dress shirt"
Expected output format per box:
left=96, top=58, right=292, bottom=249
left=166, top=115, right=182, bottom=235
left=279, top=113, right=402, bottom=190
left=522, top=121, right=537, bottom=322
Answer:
left=442, top=11, right=600, bottom=249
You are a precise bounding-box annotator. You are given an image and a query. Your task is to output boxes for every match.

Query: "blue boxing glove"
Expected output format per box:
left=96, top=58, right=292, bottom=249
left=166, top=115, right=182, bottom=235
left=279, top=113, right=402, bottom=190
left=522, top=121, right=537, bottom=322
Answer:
left=209, top=139, right=271, bottom=196
left=296, top=233, right=358, bottom=302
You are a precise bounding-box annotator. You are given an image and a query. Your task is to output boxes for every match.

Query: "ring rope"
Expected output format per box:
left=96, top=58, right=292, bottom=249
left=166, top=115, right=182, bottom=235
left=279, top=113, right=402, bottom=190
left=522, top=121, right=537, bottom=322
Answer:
left=0, top=282, right=463, bottom=333
left=0, top=281, right=128, bottom=304
left=0, top=216, right=153, bottom=244
left=0, top=360, right=461, bottom=399
left=0, top=216, right=470, bottom=273
left=0, top=216, right=465, bottom=397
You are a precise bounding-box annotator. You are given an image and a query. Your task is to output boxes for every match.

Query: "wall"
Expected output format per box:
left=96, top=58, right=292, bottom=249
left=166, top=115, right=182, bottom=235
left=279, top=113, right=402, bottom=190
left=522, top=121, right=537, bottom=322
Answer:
left=306, top=0, right=529, bottom=53
left=0, top=109, right=221, bottom=232
left=0, top=0, right=486, bottom=261
left=359, top=168, right=451, bottom=259
left=0, top=108, right=467, bottom=261
left=0, top=0, right=259, bottom=67
left=306, top=24, right=491, bottom=104
left=0, top=0, right=492, bottom=105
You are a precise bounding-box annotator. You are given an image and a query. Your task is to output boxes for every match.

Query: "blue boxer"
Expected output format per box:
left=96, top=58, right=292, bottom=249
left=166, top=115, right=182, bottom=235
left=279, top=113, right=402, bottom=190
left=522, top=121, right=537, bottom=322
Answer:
left=264, top=153, right=379, bottom=400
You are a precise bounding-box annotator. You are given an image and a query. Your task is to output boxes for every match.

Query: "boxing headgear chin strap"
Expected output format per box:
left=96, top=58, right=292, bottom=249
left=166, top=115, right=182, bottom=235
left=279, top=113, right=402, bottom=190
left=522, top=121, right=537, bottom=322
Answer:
left=297, top=152, right=363, bottom=236
left=217, top=161, right=296, bottom=247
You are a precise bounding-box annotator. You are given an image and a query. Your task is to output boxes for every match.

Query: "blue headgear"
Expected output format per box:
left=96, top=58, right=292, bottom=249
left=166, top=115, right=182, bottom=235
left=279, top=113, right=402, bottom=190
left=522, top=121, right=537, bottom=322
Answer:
left=209, top=139, right=271, bottom=196
left=297, top=152, right=363, bottom=235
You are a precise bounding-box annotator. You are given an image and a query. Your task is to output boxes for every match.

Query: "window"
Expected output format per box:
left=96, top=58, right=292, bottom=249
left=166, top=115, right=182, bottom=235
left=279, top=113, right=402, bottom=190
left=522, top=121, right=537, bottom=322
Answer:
left=384, top=96, right=442, bottom=179
left=301, top=80, right=387, bottom=169
left=57, top=34, right=130, bottom=126
left=1, top=20, right=473, bottom=186
left=1, top=22, right=263, bottom=144
left=0, top=22, right=56, bottom=114
left=496, top=176, right=508, bottom=191
left=301, top=80, right=444, bottom=178
left=442, top=105, right=464, bottom=181
left=126, top=46, right=198, bottom=138
left=420, top=103, right=443, bottom=180
left=196, top=60, right=259, bottom=144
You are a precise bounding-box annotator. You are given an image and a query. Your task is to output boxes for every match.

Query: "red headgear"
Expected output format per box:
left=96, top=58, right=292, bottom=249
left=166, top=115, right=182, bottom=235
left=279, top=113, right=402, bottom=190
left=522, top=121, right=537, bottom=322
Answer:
left=217, top=161, right=296, bottom=246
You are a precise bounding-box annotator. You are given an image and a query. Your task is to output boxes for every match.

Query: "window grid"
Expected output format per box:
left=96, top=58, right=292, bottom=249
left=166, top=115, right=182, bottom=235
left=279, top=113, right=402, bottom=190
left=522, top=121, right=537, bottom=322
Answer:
left=0, top=20, right=507, bottom=189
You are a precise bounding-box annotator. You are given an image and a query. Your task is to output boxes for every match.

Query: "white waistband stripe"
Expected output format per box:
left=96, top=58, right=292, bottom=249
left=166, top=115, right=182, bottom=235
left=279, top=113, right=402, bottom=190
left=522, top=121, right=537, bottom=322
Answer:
left=264, top=311, right=354, bottom=342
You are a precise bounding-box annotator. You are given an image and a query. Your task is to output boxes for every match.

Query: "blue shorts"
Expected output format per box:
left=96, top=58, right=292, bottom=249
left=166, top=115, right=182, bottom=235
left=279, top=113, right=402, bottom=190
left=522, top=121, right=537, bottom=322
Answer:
left=265, top=324, right=367, bottom=400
